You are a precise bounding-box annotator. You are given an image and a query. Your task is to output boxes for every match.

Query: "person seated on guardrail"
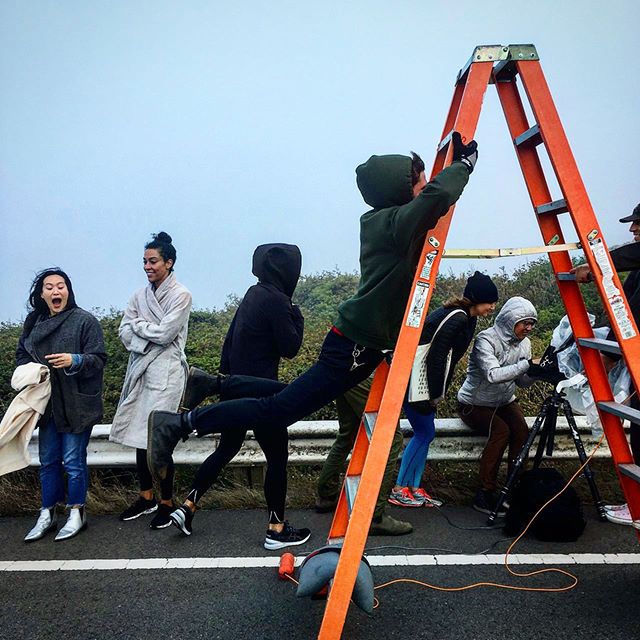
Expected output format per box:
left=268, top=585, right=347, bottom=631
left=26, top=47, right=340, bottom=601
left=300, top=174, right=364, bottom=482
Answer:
left=147, top=134, right=479, bottom=531
left=170, top=244, right=308, bottom=550
left=17, top=268, right=106, bottom=542
left=571, top=202, right=640, bottom=527
left=457, top=296, right=541, bottom=516
left=109, top=232, right=192, bottom=530
left=389, top=271, right=498, bottom=509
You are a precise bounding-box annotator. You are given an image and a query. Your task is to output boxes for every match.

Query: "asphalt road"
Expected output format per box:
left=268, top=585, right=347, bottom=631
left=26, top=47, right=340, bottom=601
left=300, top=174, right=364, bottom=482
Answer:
left=1, top=506, right=639, bottom=640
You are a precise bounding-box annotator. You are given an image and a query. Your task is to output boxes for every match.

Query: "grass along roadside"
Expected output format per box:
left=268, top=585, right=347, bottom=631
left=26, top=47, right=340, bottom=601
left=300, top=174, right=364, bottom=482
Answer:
left=0, top=459, right=625, bottom=517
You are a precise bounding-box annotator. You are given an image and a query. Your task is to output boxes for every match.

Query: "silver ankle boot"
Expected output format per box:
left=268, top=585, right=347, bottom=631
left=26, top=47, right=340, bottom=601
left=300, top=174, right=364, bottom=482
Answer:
left=54, top=507, right=87, bottom=541
left=24, top=508, right=57, bottom=542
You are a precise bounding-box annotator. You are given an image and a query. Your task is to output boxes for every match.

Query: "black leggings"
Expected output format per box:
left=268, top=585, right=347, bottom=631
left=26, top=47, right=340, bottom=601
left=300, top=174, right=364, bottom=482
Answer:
left=188, top=376, right=289, bottom=522
left=137, top=448, right=174, bottom=501
left=191, top=330, right=384, bottom=435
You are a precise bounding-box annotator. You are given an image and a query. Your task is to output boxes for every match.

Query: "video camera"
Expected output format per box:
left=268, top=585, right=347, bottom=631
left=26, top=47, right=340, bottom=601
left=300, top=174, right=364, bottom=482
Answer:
left=527, top=343, right=569, bottom=386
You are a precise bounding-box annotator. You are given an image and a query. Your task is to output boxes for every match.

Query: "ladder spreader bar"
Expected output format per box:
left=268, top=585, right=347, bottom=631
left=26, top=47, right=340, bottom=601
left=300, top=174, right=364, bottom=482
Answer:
left=619, top=464, right=640, bottom=484
left=577, top=338, right=621, bottom=356
left=536, top=199, right=568, bottom=216
left=514, top=124, right=542, bottom=148
left=557, top=272, right=577, bottom=281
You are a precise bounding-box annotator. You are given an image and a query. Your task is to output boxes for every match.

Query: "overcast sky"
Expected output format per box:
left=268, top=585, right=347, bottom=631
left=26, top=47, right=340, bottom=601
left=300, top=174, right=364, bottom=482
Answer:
left=1, top=1, right=638, bottom=322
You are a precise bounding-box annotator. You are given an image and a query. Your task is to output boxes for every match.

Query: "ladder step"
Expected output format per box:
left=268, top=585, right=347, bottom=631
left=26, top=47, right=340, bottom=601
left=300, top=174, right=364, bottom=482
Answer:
left=619, top=463, right=640, bottom=484
left=344, top=475, right=361, bottom=514
left=557, top=272, right=576, bottom=281
left=514, top=124, right=542, bottom=148
left=536, top=199, right=568, bottom=216
left=363, top=412, right=378, bottom=440
left=597, top=401, right=640, bottom=424
left=577, top=338, right=621, bottom=356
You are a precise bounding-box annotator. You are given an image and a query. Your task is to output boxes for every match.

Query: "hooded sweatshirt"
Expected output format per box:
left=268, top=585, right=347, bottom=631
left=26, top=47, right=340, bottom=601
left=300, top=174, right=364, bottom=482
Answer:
left=220, top=243, right=304, bottom=380
left=334, top=157, right=470, bottom=350
left=457, top=297, right=537, bottom=407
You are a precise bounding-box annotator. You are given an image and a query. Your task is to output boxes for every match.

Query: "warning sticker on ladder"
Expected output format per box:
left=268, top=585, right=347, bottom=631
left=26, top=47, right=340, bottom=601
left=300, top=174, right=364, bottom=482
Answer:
left=406, top=282, right=430, bottom=328
left=420, top=250, right=439, bottom=280
left=589, top=238, right=637, bottom=339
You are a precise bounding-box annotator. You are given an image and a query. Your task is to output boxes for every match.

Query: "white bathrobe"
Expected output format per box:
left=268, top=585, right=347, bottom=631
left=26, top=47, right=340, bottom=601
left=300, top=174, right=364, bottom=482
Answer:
left=0, top=363, right=51, bottom=476
left=109, top=273, right=192, bottom=449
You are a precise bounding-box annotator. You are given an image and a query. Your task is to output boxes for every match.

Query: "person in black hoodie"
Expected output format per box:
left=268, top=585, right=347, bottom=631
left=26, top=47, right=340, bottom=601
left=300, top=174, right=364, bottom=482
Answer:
left=170, top=244, right=309, bottom=549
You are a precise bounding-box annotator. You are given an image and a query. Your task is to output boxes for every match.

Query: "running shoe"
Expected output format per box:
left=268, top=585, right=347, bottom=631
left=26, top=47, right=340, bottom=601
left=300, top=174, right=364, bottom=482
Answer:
left=604, top=502, right=628, bottom=512
left=605, top=504, right=634, bottom=526
left=264, top=522, right=311, bottom=550
left=388, top=487, right=423, bottom=508
left=412, top=488, right=443, bottom=508
left=150, top=503, right=174, bottom=529
left=169, top=505, right=194, bottom=536
left=119, top=497, right=158, bottom=521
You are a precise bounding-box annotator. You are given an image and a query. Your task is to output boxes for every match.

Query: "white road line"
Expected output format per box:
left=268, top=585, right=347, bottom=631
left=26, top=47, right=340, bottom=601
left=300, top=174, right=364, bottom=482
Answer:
left=1, top=553, right=639, bottom=572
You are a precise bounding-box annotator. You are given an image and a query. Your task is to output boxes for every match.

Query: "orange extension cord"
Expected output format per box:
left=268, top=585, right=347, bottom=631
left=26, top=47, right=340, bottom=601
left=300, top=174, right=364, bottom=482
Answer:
left=283, top=431, right=609, bottom=609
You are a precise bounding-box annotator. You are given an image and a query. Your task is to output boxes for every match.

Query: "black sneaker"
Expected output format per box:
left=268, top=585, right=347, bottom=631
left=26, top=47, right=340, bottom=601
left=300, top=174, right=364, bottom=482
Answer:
left=119, top=497, right=158, bottom=521
left=264, top=522, right=311, bottom=550
left=180, top=367, right=223, bottom=411
left=169, top=505, right=194, bottom=536
left=472, top=489, right=506, bottom=517
left=150, top=503, right=174, bottom=530
left=148, top=411, right=190, bottom=480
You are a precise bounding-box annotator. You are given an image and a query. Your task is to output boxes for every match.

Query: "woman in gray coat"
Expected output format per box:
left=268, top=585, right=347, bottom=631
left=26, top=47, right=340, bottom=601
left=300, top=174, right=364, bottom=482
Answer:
left=17, top=268, right=106, bottom=541
left=457, top=296, right=539, bottom=516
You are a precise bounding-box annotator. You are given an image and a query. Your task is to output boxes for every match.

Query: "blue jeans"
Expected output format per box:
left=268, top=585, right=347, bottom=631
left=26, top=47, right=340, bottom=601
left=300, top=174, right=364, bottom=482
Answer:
left=38, top=418, right=92, bottom=508
left=396, top=403, right=436, bottom=488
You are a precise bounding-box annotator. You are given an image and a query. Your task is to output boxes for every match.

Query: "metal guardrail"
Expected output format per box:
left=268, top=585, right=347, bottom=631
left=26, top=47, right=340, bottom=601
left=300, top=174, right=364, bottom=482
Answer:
left=26, top=416, right=615, bottom=467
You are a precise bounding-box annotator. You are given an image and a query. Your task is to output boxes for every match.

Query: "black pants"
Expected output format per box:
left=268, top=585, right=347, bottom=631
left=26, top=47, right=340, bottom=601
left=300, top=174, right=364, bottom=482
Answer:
left=188, top=376, right=289, bottom=522
left=137, top=448, right=174, bottom=501
left=191, top=330, right=385, bottom=435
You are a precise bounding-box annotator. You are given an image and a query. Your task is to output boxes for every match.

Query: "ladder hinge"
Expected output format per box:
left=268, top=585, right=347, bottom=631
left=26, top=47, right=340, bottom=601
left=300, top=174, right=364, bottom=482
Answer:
left=457, top=44, right=509, bottom=83
left=493, top=44, right=540, bottom=82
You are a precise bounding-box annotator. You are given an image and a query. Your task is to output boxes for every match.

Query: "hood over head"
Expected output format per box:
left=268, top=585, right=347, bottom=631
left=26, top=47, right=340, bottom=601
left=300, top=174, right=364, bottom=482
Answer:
left=494, top=296, right=537, bottom=342
left=356, top=154, right=414, bottom=209
left=252, top=243, right=302, bottom=298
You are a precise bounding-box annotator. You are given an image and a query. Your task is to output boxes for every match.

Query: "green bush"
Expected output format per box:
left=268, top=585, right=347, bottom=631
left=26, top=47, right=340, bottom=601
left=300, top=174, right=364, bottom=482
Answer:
left=0, top=259, right=610, bottom=420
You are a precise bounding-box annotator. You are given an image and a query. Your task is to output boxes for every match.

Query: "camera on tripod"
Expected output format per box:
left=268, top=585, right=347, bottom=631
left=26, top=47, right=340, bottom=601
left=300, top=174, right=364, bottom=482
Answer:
left=527, top=342, right=569, bottom=387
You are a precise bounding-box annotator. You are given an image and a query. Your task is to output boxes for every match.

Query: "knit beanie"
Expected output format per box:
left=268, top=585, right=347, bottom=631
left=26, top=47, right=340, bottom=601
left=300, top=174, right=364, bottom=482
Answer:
left=463, top=271, right=499, bottom=303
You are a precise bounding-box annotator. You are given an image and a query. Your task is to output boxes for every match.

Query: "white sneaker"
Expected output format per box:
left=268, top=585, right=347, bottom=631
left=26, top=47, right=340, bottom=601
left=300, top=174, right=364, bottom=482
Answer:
left=604, top=502, right=627, bottom=512
left=24, top=508, right=57, bottom=542
left=605, top=504, right=634, bottom=526
left=55, top=507, right=87, bottom=541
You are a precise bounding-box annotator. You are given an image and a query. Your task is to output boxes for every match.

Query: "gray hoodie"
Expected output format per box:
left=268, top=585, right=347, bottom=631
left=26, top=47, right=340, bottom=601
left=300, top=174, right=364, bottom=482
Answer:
left=457, top=297, right=537, bottom=407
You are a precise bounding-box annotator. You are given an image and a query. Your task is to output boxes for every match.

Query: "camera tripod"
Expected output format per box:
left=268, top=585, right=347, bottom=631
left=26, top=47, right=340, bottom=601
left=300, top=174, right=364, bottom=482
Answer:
left=487, top=387, right=608, bottom=525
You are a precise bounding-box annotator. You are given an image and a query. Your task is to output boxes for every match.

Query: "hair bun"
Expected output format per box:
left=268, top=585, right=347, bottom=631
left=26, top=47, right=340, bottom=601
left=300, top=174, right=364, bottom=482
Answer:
left=154, top=231, right=172, bottom=244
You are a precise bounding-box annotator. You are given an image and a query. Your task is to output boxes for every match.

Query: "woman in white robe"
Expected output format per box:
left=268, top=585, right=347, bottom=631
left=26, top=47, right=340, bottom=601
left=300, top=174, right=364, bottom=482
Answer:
left=110, top=232, right=192, bottom=529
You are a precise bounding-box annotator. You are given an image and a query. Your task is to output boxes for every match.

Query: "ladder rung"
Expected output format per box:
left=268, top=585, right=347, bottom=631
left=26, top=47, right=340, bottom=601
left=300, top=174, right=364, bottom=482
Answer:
left=514, top=124, right=542, bottom=148
left=345, top=475, right=361, bottom=514
left=327, top=536, right=344, bottom=545
left=536, top=199, right=568, bottom=215
left=577, top=338, right=621, bottom=356
left=597, top=401, right=640, bottom=424
left=557, top=272, right=576, bottom=281
left=437, top=130, right=453, bottom=152
left=363, top=411, right=378, bottom=440
left=619, top=464, right=640, bottom=484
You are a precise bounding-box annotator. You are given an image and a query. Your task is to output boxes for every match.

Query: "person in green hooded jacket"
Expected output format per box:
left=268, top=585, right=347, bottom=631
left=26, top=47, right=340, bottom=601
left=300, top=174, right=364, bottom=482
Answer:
left=149, top=133, right=478, bottom=544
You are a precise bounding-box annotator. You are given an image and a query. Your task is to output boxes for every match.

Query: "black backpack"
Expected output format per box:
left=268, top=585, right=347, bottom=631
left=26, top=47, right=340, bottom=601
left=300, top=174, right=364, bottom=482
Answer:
left=504, top=468, right=586, bottom=542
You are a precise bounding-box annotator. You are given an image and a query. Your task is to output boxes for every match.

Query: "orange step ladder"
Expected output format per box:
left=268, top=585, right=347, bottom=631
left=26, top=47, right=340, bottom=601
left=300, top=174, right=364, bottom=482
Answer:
left=317, top=44, right=640, bottom=640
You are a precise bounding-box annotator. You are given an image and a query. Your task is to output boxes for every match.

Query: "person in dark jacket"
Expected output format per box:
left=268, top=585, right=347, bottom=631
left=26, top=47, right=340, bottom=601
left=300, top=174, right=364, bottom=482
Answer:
left=571, top=203, right=640, bottom=527
left=149, top=134, right=479, bottom=537
left=17, top=268, right=106, bottom=542
left=389, top=272, right=498, bottom=507
left=170, top=244, right=309, bottom=549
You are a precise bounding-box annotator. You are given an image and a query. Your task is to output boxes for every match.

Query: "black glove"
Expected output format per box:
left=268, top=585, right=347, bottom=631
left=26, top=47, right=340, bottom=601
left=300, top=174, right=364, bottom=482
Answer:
left=527, top=359, right=546, bottom=378
left=452, top=131, right=478, bottom=174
